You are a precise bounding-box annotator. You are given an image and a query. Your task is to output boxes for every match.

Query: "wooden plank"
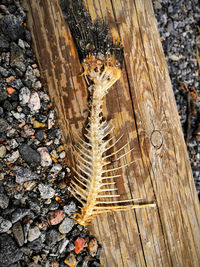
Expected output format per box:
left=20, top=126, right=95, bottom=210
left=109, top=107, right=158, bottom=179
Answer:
left=24, top=0, right=200, bottom=266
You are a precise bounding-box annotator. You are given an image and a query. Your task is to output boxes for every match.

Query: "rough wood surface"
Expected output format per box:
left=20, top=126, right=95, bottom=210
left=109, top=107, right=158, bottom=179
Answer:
left=24, top=0, right=200, bottom=266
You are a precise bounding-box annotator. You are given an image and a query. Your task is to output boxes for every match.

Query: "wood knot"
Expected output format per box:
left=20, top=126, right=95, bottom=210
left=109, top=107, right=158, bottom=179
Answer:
left=150, top=130, right=163, bottom=149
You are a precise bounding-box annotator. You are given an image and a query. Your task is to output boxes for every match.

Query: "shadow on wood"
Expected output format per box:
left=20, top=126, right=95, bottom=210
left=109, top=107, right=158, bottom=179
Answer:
left=24, top=0, right=200, bottom=266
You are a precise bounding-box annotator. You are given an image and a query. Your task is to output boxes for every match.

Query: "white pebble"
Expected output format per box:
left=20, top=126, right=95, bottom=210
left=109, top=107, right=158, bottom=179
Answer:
left=19, top=87, right=31, bottom=105
left=28, top=91, right=41, bottom=112
left=37, top=147, right=52, bottom=167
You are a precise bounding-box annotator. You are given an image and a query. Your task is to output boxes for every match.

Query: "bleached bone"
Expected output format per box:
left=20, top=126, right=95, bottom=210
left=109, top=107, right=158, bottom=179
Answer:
left=71, top=56, right=156, bottom=226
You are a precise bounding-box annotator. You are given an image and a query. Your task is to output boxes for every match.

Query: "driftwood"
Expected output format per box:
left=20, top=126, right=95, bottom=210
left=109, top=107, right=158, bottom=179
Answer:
left=24, top=0, right=200, bottom=266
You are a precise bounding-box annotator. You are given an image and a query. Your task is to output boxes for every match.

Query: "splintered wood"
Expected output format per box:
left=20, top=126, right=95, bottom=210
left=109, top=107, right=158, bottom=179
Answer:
left=25, top=0, right=200, bottom=266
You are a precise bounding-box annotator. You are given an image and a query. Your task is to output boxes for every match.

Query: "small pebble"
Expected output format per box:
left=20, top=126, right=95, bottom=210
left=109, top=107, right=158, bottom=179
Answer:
left=12, top=222, right=24, bottom=246
left=23, top=125, right=35, bottom=136
left=0, top=216, right=12, bottom=233
left=88, top=238, right=98, bottom=257
left=37, top=147, right=52, bottom=167
left=27, top=236, right=44, bottom=252
left=35, top=130, right=44, bottom=141
left=39, top=91, right=50, bottom=101
left=8, top=78, right=23, bottom=90
left=38, top=183, right=55, bottom=199
left=19, top=87, right=31, bottom=105
left=18, top=39, right=25, bottom=49
left=50, top=164, right=62, bottom=174
left=7, top=87, right=15, bottom=95
left=19, top=144, right=41, bottom=164
left=48, top=210, right=66, bottom=225
left=7, top=139, right=18, bottom=149
left=24, top=66, right=37, bottom=88
left=59, top=238, right=70, bottom=254
left=48, top=110, right=55, bottom=129
left=59, top=151, right=66, bottom=159
left=0, top=14, right=25, bottom=41
left=28, top=91, right=41, bottom=111
left=7, top=150, right=20, bottom=163
left=0, top=145, right=6, bottom=158
left=0, top=118, right=9, bottom=132
left=58, top=217, right=75, bottom=234
left=0, top=192, right=9, bottom=209
left=74, top=237, right=86, bottom=254
left=33, top=120, right=46, bottom=128
left=64, top=253, right=76, bottom=267
left=28, top=226, right=41, bottom=242
left=46, top=229, right=60, bottom=246
left=11, top=208, right=30, bottom=223
left=0, top=66, right=10, bottom=77
left=14, top=166, right=39, bottom=184
left=63, top=201, right=77, bottom=215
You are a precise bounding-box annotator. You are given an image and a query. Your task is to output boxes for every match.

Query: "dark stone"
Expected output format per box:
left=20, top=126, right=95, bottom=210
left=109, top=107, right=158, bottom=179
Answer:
left=0, top=66, right=10, bottom=77
left=48, top=127, right=59, bottom=139
left=25, top=50, right=33, bottom=58
left=0, top=107, right=4, bottom=115
left=22, top=106, right=30, bottom=114
left=14, top=166, right=39, bottom=184
left=11, top=208, right=30, bottom=223
left=0, top=234, right=23, bottom=266
left=0, top=91, right=8, bottom=102
left=11, top=101, right=18, bottom=110
left=28, top=198, right=41, bottom=214
left=25, top=29, right=32, bottom=44
left=3, top=100, right=13, bottom=111
left=10, top=91, right=19, bottom=101
left=12, top=61, right=26, bottom=73
left=8, top=78, right=23, bottom=90
left=27, top=237, right=44, bottom=252
left=10, top=42, right=24, bottom=64
left=0, top=118, right=9, bottom=133
left=0, top=14, right=25, bottom=41
left=22, top=66, right=37, bottom=88
left=49, top=201, right=59, bottom=211
left=12, top=222, right=24, bottom=246
left=35, top=130, right=44, bottom=141
left=19, top=144, right=41, bottom=164
left=96, top=245, right=102, bottom=259
left=0, top=34, right=9, bottom=52
left=35, top=114, right=47, bottom=123
left=7, top=4, right=17, bottom=14
left=46, top=229, right=60, bottom=246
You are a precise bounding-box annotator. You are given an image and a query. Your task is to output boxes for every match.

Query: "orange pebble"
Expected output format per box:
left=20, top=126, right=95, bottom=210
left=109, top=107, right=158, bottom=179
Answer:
left=7, top=87, right=15, bottom=95
left=74, top=237, right=86, bottom=254
left=18, top=121, right=26, bottom=128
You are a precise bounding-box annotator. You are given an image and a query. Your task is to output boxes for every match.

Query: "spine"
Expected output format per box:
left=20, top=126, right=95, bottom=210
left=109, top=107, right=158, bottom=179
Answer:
left=81, top=84, right=105, bottom=222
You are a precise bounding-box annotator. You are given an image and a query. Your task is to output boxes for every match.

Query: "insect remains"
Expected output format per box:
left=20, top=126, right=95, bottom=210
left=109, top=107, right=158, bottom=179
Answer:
left=70, top=52, right=156, bottom=226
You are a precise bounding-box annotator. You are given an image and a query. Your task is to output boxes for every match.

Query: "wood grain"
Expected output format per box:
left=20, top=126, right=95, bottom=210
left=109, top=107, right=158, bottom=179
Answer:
left=24, top=0, right=200, bottom=266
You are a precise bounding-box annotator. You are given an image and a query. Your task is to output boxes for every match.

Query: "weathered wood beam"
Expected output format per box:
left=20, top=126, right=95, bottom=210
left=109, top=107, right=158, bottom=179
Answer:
left=24, top=0, right=200, bottom=266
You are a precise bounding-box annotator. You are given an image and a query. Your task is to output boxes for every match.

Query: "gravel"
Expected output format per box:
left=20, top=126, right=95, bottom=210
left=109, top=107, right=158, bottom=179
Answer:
left=14, top=166, right=39, bottom=184
left=0, top=1, right=199, bottom=266
left=0, top=234, right=23, bottom=266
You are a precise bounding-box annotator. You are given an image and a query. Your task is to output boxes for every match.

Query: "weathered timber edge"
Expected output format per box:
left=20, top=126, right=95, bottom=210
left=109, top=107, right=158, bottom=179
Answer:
left=24, top=0, right=200, bottom=266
